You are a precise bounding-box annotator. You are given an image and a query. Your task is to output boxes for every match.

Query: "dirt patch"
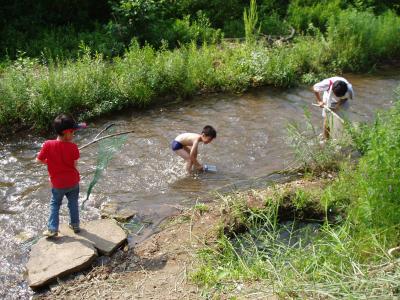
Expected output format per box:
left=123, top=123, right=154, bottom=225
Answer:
left=35, top=177, right=331, bottom=300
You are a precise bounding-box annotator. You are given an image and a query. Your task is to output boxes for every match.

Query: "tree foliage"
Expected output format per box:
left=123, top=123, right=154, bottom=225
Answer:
left=0, top=0, right=399, bottom=59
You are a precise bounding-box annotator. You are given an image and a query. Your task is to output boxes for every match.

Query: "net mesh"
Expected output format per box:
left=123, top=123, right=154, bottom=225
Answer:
left=81, top=128, right=128, bottom=209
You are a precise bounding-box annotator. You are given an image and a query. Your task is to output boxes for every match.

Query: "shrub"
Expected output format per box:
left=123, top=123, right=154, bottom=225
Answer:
left=326, top=9, right=400, bottom=71
left=0, top=25, right=125, bottom=60
left=287, top=0, right=344, bottom=33
left=349, top=101, right=400, bottom=231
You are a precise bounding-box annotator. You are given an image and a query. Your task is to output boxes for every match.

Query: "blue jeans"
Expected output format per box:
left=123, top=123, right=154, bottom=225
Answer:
left=48, top=184, right=80, bottom=231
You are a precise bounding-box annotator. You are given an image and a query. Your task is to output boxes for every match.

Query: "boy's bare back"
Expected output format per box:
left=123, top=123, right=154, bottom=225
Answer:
left=174, top=133, right=201, bottom=146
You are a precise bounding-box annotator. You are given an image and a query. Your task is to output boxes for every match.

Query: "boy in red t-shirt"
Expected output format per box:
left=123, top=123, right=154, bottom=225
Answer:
left=37, top=114, right=86, bottom=237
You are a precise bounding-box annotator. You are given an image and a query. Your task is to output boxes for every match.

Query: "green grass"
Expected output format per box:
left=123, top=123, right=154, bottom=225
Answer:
left=193, top=181, right=400, bottom=298
left=0, top=9, right=399, bottom=133
left=327, top=9, right=400, bottom=71
left=0, top=25, right=125, bottom=60
left=288, top=0, right=345, bottom=33
left=285, top=106, right=357, bottom=176
left=193, top=203, right=210, bottom=214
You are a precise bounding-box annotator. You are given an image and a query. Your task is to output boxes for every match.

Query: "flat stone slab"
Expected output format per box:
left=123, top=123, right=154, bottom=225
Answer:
left=76, top=219, right=127, bottom=255
left=27, top=219, right=127, bottom=289
left=101, top=201, right=137, bottom=222
left=27, top=235, right=97, bottom=289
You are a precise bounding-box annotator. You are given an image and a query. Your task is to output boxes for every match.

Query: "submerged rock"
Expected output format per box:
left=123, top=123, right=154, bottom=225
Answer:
left=101, top=201, right=137, bottom=222
left=27, top=219, right=127, bottom=289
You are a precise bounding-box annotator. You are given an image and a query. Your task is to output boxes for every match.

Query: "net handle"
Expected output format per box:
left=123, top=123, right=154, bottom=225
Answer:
left=94, top=123, right=115, bottom=140
left=79, top=130, right=134, bottom=150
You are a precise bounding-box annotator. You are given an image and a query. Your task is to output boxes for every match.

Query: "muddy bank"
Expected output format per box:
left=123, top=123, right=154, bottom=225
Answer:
left=35, top=176, right=332, bottom=299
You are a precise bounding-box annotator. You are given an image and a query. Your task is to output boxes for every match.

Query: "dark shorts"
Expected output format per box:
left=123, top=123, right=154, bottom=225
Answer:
left=171, top=140, right=183, bottom=151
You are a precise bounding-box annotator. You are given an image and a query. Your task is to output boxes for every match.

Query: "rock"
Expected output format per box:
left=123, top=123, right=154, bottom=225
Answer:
left=101, top=202, right=137, bottom=222
left=27, top=235, right=97, bottom=289
left=54, top=220, right=127, bottom=256
left=75, top=219, right=127, bottom=256
left=27, top=219, right=127, bottom=289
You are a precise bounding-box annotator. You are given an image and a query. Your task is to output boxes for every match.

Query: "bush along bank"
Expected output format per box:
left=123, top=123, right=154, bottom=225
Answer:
left=192, top=90, right=400, bottom=298
left=1, top=9, right=400, bottom=134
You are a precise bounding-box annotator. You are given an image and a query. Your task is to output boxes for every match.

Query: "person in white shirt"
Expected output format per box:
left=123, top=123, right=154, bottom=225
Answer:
left=313, top=76, right=354, bottom=140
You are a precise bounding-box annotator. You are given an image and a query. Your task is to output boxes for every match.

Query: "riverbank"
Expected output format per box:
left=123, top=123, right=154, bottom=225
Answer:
left=36, top=176, right=332, bottom=299
left=1, top=9, right=399, bottom=135
left=35, top=158, right=399, bottom=299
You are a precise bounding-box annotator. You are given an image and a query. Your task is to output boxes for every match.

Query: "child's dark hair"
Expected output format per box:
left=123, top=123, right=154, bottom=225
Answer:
left=53, top=114, right=77, bottom=135
left=202, top=125, right=217, bottom=139
left=332, top=80, right=348, bottom=97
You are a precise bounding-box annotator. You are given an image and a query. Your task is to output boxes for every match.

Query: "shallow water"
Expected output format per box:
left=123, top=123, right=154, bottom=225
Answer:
left=0, top=70, right=399, bottom=298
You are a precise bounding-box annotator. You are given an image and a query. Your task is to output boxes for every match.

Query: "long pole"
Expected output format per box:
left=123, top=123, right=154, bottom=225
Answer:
left=94, top=123, right=115, bottom=140
left=312, top=103, right=345, bottom=124
left=79, top=130, right=134, bottom=150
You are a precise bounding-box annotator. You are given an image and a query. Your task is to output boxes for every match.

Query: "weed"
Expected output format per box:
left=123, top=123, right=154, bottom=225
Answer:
left=286, top=108, right=351, bottom=174
left=243, top=0, right=260, bottom=45
left=193, top=203, right=210, bottom=215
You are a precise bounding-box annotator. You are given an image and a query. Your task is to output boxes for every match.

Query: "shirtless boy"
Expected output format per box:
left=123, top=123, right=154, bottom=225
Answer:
left=171, top=125, right=217, bottom=174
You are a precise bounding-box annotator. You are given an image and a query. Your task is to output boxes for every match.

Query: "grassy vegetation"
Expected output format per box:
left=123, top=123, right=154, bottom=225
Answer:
left=193, top=203, right=210, bottom=215
left=0, top=0, right=400, bottom=132
left=2, top=1, right=399, bottom=297
left=192, top=90, right=400, bottom=298
left=327, top=9, right=400, bottom=71
left=286, top=108, right=351, bottom=173
left=1, top=7, right=399, bottom=133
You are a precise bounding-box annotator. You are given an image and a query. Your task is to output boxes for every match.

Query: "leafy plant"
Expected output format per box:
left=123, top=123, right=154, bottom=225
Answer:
left=286, top=108, right=350, bottom=173
left=243, top=0, right=261, bottom=45
left=194, top=203, right=209, bottom=214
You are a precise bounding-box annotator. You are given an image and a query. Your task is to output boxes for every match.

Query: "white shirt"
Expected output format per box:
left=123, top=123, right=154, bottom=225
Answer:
left=313, top=76, right=354, bottom=109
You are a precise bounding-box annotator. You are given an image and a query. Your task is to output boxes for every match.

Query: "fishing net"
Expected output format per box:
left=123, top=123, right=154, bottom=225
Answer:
left=81, top=127, right=128, bottom=209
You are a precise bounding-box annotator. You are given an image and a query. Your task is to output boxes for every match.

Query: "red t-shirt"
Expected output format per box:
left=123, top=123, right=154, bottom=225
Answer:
left=37, top=140, right=80, bottom=189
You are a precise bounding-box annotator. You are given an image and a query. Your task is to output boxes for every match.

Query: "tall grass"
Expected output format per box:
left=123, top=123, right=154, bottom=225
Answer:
left=326, top=9, right=400, bottom=71
left=194, top=212, right=400, bottom=298
left=0, top=9, right=399, bottom=133
left=0, top=25, right=125, bottom=60
left=287, top=0, right=345, bottom=32
left=286, top=108, right=354, bottom=174
left=346, top=98, right=400, bottom=233
left=243, top=0, right=260, bottom=45
left=0, top=41, right=318, bottom=132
